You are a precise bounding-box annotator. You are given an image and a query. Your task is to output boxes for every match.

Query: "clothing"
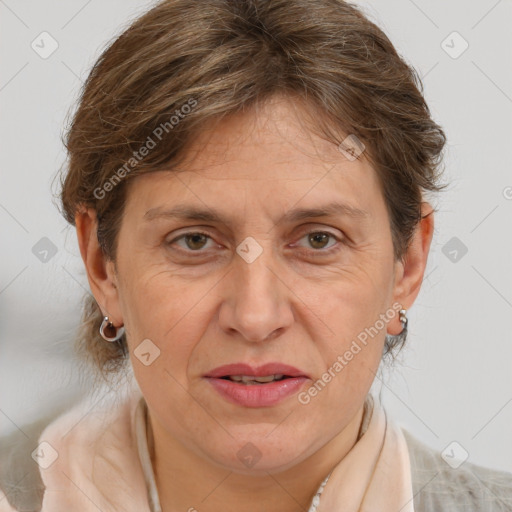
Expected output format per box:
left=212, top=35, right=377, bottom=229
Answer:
left=1, top=380, right=511, bottom=511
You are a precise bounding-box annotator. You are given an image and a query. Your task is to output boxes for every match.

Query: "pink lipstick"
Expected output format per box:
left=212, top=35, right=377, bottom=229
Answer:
left=204, top=363, right=309, bottom=407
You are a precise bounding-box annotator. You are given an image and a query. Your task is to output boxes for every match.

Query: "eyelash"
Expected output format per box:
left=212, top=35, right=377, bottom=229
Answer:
left=167, top=229, right=344, bottom=257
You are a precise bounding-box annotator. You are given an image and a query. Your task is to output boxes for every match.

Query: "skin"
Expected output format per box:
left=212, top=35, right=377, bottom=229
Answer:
left=76, top=94, right=434, bottom=512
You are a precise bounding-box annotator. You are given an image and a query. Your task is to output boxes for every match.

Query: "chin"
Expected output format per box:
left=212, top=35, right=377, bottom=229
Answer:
left=197, top=430, right=313, bottom=475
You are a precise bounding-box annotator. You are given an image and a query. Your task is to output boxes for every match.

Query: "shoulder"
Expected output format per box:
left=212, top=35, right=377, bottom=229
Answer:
left=402, top=427, right=512, bottom=512
left=0, top=412, right=51, bottom=511
left=0, top=388, right=118, bottom=511
left=0, top=383, right=145, bottom=512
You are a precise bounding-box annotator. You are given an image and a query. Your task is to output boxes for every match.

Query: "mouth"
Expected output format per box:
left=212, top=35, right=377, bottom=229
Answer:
left=219, top=374, right=289, bottom=384
left=204, top=363, right=309, bottom=407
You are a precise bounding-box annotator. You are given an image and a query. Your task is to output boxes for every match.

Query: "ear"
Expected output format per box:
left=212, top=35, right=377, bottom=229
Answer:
left=75, top=207, right=123, bottom=328
left=388, top=202, right=434, bottom=335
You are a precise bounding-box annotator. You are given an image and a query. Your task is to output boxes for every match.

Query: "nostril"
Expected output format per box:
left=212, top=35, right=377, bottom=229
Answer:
left=262, top=328, right=280, bottom=341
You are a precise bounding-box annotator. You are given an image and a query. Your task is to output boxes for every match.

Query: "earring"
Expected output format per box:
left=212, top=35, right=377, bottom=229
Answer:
left=398, top=309, right=408, bottom=332
left=99, top=316, right=125, bottom=342
left=384, top=309, right=408, bottom=350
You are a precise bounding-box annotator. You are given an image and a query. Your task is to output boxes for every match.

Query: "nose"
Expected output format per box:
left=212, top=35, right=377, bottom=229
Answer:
left=217, top=249, right=294, bottom=343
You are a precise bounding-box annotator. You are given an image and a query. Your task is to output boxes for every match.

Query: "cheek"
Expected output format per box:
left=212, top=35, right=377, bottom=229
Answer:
left=117, top=263, right=216, bottom=376
left=294, top=249, right=394, bottom=340
left=294, top=279, right=389, bottom=427
left=297, top=253, right=395, bottom=391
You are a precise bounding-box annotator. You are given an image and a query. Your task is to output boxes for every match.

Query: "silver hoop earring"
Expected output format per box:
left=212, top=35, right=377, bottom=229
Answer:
left=99, top=316, right=125, bottom=342
left=385, top=309, right=408, bottom=350
left=398, top=309, right=408, bottom=332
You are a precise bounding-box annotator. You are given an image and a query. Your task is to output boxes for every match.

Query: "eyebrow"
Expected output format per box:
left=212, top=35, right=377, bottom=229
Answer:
left=143, top=202, right=370, bottom=225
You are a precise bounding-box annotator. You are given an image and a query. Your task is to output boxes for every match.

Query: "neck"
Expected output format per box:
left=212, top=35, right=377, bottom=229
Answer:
left=147, top=405, right=365, bottom=512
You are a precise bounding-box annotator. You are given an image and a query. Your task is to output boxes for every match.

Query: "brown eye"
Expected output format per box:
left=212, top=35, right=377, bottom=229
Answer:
left=308, top=232, right=331, bottom=249
left=183, top=233, right=209, bottom=250
left=168, top=231, right=215, bottom=252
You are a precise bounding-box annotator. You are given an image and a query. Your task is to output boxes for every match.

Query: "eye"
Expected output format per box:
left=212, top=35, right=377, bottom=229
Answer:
left=169, top=231, right=216, bottom=252
left=294, top=230, right=341, bottom=252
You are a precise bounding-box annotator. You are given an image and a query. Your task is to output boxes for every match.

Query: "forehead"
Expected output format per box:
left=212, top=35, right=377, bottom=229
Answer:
left=176, top=96, right=374, bottom=179
left=126, top=95, right=384, bottom=220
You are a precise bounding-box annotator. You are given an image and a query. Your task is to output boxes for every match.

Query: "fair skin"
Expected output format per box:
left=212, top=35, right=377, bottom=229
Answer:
left=76, top=95, right=434, bottom=512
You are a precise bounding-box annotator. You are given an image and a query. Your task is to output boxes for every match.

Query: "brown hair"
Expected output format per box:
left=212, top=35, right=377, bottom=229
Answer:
left=59, top=0, right=447, bottom=384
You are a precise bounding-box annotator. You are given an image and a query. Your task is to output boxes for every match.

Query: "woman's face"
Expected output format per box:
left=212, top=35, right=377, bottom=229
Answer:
left=100, top=95, right=427, bottom=473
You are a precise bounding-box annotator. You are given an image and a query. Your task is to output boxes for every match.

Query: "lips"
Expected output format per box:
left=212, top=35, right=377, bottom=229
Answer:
left=204, top=363, right=309, bottom=407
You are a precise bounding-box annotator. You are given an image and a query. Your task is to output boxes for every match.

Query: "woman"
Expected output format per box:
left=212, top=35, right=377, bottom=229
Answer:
left=1, top=0, right=511, bottom=511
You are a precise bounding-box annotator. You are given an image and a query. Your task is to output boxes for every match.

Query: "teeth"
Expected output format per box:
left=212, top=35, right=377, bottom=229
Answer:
left=242, top=375, right=274, bottom=383
left=228, top=374, right=285, bottom=384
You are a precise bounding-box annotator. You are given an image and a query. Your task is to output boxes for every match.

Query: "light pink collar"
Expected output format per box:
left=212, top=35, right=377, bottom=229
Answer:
left=317, top=394, right=415, bottom=511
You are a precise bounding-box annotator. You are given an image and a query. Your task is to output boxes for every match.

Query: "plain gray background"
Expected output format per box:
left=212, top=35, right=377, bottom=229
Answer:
left=1, top=0, right=511, bottom=473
